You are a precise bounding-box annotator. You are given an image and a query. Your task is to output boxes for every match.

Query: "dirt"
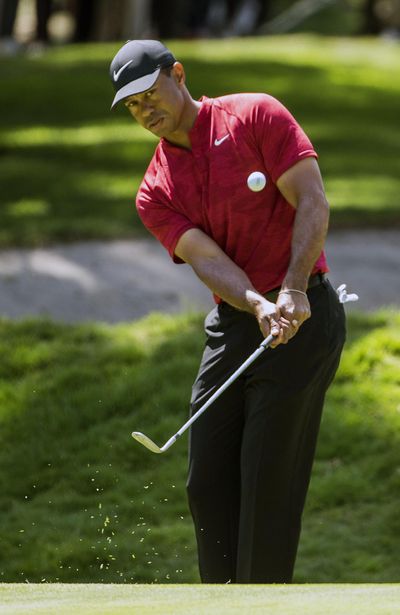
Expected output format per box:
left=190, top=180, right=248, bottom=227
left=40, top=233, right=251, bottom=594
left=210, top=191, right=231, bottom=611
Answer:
left=0, top=230, right=398, bottom=323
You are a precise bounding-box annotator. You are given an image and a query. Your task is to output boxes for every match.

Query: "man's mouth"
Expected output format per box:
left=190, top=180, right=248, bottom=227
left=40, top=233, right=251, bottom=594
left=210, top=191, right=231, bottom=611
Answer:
left=148, top=117, right=164, bottom=130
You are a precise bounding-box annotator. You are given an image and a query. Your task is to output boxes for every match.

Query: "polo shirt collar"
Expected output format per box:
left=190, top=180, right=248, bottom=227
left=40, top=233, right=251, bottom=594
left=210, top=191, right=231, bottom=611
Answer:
left=161, top=96, right=211, bottom=152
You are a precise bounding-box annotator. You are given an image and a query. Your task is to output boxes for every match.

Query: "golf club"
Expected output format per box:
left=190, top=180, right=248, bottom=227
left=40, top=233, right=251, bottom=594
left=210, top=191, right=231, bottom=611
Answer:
left=132, top=332, right=275, bottom=454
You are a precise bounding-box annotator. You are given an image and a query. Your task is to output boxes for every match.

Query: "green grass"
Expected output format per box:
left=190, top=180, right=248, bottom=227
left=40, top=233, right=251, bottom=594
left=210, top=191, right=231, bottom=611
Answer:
left=0, top=311, right=399, bottom=584
left=0, top=36, right=399, bottom=247
left=1, top=584, right=400, bottom=615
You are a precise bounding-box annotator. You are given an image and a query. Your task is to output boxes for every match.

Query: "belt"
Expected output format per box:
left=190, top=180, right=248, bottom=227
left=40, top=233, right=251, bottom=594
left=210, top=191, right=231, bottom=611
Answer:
left=306, top=271, right=326, bottom=289
left=264, top=272, right=326, bottom=302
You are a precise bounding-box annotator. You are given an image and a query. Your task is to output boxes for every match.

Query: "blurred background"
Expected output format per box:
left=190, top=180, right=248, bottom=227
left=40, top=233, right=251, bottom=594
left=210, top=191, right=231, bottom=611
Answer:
left=0, top=0, right=399, bottom=589
left=0, top=0, right=400, bottom=53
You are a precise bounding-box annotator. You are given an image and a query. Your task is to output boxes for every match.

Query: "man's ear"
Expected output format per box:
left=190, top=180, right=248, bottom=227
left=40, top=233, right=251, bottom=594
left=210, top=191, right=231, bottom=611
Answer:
left=172, top=62, right=185, bottom=86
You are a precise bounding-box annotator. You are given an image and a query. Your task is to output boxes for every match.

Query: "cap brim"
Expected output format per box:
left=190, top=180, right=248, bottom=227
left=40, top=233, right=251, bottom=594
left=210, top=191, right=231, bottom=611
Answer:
left=110, top=68, right=161, bottom=109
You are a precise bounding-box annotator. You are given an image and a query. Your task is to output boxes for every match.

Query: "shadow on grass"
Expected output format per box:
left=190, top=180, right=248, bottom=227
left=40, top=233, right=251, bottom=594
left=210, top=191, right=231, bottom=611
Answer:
left=1, top=50, right=399, bottom=245
left=1, top=55, right=398, bottom=127
left=0, top=311, right=399, bottom=582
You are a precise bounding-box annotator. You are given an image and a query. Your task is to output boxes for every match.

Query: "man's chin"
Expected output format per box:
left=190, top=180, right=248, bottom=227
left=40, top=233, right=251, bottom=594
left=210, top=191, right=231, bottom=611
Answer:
left=148, top=117, right=166, bottom=135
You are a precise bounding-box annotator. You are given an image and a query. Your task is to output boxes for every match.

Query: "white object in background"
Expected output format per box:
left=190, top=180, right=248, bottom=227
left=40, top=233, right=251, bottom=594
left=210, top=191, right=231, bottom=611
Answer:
left=336, top=283, right=359, bottom=304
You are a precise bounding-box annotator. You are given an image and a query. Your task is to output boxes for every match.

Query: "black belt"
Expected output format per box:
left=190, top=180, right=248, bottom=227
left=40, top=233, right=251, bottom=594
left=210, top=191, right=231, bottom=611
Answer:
left=307, top=271, right=326, bottom=289
left=264, top=272, right=326, bottom=302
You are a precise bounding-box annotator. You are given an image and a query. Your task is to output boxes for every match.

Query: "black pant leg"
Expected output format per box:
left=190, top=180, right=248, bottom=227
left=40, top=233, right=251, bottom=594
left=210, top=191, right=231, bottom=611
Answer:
left=186, top=305, right=246, bottom=583
left=237, top=280, right=346, bottom=582
left=186, top=381, right=244, bottom=583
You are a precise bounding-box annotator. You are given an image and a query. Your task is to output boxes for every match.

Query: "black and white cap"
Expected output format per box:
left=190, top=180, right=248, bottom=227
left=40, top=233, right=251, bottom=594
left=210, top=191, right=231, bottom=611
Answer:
left=109, top=40, right=176, bottom=109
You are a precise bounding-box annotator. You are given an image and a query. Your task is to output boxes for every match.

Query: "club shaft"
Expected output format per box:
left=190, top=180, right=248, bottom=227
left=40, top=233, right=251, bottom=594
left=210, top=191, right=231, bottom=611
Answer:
left=160, top=333, right=274, bottom=452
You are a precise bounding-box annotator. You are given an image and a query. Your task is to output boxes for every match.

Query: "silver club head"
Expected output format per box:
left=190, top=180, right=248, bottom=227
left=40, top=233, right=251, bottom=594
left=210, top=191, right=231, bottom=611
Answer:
left=131, top=432, right=163, bottom=454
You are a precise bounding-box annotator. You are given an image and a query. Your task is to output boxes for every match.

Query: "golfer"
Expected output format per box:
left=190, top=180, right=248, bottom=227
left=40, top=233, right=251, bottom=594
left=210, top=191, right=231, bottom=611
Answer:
left=109, top=40, right=346, bottom=584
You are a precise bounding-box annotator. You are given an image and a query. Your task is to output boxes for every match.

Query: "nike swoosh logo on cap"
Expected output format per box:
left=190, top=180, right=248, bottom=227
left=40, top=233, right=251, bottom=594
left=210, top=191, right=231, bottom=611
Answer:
left=214, top=134, right=229, bottom=146
left=113, top=60, right=133, bottom=82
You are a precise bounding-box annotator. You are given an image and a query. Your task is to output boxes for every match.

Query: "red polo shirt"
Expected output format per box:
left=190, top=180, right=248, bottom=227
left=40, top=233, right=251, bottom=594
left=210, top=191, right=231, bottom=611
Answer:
left=136, top=93, right=328, bottom=300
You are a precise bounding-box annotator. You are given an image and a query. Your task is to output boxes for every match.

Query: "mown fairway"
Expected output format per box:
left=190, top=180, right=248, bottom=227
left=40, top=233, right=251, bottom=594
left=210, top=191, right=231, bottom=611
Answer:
left=1, top=583, right=400, bottom=615
left=1, top=35, right=399, bottom=247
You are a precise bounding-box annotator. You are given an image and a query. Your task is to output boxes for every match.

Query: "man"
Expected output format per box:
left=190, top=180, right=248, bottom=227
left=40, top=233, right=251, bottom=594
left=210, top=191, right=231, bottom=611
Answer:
left=109, top=40, right=346, bottom=584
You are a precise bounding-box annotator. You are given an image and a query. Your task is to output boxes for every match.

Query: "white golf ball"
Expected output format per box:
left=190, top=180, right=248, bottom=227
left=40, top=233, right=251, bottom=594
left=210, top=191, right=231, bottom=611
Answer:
left=247, top=171, right=267, bottom=192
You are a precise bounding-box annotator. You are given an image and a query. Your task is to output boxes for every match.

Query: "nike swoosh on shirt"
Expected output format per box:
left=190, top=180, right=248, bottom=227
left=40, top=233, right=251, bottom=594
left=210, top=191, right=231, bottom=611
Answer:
left=113, top=60, right=133, bottom=82
left=214, top=134, right=230, bottom=146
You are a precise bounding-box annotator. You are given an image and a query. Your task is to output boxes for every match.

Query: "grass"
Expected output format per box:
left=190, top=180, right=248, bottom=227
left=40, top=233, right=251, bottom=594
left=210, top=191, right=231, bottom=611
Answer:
left=1, top=583, right=400, bottom=615
left=0, top=35, right=399, bottom=247
left=0, top=311, right=399, bottom=584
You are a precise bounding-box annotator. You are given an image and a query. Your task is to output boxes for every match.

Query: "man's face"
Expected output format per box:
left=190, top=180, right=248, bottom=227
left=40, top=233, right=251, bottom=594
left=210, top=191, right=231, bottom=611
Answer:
left=123, top=65, right=185, bottom=139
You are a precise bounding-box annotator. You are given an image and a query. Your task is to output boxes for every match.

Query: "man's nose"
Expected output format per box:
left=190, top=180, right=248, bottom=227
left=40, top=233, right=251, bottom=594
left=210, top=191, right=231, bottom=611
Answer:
left=140, top=100, right=154, bottom=116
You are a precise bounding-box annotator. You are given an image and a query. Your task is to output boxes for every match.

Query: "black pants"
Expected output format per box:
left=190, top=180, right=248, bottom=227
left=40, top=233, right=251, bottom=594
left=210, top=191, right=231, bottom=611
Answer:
left=186, top=279, right=346, bottom=583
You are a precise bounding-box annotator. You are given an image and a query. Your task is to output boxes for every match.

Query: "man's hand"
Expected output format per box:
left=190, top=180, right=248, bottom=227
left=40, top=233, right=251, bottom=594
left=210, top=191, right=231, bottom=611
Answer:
left=275, top=290, right=311, bottom=344
left=251, top=295, right=299, bottom=348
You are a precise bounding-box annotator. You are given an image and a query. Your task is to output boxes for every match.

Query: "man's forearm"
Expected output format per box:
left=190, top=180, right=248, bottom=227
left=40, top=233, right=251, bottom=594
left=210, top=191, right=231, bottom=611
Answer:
left=282, top=192, right=329, bottom=292
left=189, top=252, right=266, bottom=313
left=190, top=251, right=293, bottom=344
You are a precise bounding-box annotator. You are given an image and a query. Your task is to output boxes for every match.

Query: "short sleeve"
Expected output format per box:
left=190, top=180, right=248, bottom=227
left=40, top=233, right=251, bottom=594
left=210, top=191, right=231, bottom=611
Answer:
left=250, top=95, right=317, bottom=183
left=136, top=180, right=196, bottom=264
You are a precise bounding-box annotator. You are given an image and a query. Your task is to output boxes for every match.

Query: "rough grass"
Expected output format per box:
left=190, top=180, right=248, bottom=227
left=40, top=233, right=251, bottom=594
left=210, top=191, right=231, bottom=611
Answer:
left=0, top=36, right=399, bottom=247
left=0, top=311, right=399, bottom=584
left=1, top=583, right=400, bottom=615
